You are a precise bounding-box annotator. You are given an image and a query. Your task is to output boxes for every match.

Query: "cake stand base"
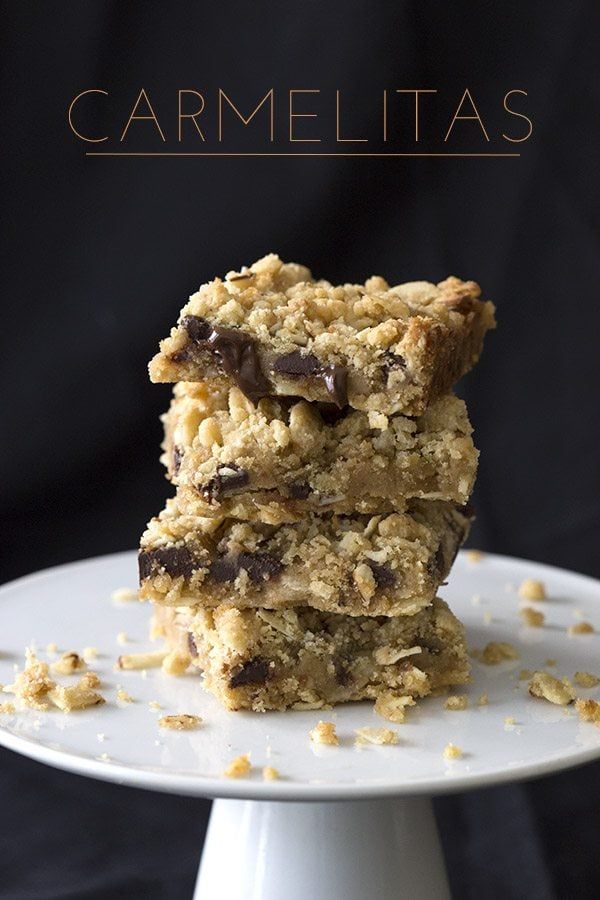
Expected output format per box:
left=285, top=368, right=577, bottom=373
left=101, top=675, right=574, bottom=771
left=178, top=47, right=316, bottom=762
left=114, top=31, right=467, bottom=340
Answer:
left=195, top=796, right=449, bottom=900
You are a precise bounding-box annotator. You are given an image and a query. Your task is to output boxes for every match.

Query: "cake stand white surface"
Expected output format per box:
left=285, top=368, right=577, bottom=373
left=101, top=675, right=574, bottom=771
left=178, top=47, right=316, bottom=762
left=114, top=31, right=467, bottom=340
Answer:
left=1, top=551, right=599, bottom=899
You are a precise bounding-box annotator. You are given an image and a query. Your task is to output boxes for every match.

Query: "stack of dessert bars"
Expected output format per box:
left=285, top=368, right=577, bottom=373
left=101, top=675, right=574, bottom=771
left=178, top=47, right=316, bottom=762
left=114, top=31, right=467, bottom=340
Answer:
left=139, top=255, right=495, bottom=714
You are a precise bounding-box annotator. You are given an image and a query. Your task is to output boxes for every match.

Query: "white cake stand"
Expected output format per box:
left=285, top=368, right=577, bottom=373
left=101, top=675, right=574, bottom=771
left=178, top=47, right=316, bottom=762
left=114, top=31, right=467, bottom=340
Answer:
left=1, top=551, right=599, bottom=900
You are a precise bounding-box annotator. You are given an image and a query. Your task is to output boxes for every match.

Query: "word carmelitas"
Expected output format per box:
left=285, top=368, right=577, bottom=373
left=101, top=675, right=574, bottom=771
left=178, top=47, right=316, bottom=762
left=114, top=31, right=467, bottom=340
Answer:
left=68, top=87, right=533, bottom=145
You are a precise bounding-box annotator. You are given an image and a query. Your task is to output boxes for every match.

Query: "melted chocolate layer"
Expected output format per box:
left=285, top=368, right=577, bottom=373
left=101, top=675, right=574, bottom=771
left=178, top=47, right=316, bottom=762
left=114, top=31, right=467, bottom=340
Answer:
left=273, top=350, right=349, bottom=408
left=139, top=547, right=197, bottom=581
left=180, top=316, right=270, bottom=403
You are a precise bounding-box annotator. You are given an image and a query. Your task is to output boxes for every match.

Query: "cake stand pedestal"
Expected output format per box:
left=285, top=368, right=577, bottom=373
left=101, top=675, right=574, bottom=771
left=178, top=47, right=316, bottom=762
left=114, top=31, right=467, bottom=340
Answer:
left=196, top=796, right=448, bottom=900
left=1, top=551, right=599, bottom=900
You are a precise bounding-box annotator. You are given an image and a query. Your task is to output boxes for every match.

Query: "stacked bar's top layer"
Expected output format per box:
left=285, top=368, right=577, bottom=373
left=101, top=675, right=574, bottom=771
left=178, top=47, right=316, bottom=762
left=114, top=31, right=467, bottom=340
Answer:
left=155, top=596, right=469, bottom=711
left=161, top=381, right=478, bottom=523
left=150, top=254, right=495, bottom=416
left=139, top=497, right=471, bottom=616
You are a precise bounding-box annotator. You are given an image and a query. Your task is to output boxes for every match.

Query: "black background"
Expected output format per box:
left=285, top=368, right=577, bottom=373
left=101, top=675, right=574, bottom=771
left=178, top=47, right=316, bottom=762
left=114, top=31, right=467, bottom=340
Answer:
left=2, top=2, right=600, bottom=897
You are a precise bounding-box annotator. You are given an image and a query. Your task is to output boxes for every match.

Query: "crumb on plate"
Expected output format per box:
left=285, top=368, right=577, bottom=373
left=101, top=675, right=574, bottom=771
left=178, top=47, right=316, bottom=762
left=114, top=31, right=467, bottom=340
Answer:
left=309, top=720, right=339, bottom=745
left=520, top=607, right=545, bottom=628
left=158, top=714, right=202, bottom=730
left=518, top=578, right=547, bottom=601
left=262, top=765, right=279, bottom=781
left=355, top=726, right=398, bottom=745
left=51, top=651, right=86, bottom=675
left=111, top=587, right=139, bottom=603
left=223, top=753, right=251, bottom=778
left=575, top=698, right=600, bottom=726
left=443, top=742, right=462, bottom=760
left=574, top=671, right=600, bottom=688
left=474, top=642, right=519, bottom=665
left=445, top=695, right=469, bottom=711
left=117, top=651, right=166, bottom=670
left=528, top=671, right=575, bottom=706
left=568, top=622, right=594, bottom=636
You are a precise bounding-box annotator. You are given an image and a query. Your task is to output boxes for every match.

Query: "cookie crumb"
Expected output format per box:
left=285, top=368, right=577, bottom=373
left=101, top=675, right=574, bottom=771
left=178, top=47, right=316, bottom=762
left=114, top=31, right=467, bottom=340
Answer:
left=520, top=607, right=545, bottom=628
left=116, top=632, right=130, bottom=646
left=148, top=700, right=162, bottom=710
left=49, top=676, right=105, bottom=711
left=477, top=692, right=489, bottom=706
left=116, top=688, right=134, bottom=704
left=529, top=671, right=575, bottom=706
left=575, top=698, right=600, bottom=726
left=518, top=578, right=547, bottom=601
left=162, top=651, right=191, bottom=677
left=262, top=765, right=279, bottom=781
left=466, top=549, right=484, bottom=563
left=475, top=642, right=519, bottom=665
left=82, top=647, right=99, bottom=661
left=443, top=742, right=462, bottom=760
left=574, top=671, right=600, bottom=688
left=111, top=587, right=139, bottom=603
left=519, top=669, right=534, bottom=680
left=504, top=716, right=516, bottom=726
left=568, top=622, right=594, bottom=636
left=445, top=695, right=469, bottom=711
left=51, top=652, right=85, bottom=675
left=0, top=702, right=15, bottom=714
left=374, top=692, right=416, bottom=723
left=45, top=643, right=58, bottom=655
left=158, top=714, right=202, bottom=731
left=355, top=727, right=398, bottom=745
left=545, top=659, right=557, bottom=667
left=223, top=753, right=251, bottom=778
left=309, top=720, right=339, bottom=745
left=117, top=651, right=166, bottom=670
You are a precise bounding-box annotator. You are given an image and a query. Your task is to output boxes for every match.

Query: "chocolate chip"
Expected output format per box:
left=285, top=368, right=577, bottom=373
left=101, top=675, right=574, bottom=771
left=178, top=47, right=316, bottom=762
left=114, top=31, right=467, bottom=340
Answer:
left=181, top=315, right=212, bottom=342
left=229, top=657, right=270, bottom=688
left=200, top=464, right=250, bottom=502
left=382, top=350, right=407, bottom=373
left=288, top=480, right=311, bottom=499
left=428, top=544, right=447, bottom=580
left=334, top=659, right=351, bottom=687
left=368, top=562, right=396, bottom=589
left=315, top=403, right=349, bottom=425
left=187, top=632, right=199, bottom=657
left=273, top=350, right=321, bottom=377
left=209, top=552, right=283, bottom=585
left=172, top=445, right=183, bottom=475
left=322, top=365, right=348, bottom=408
left=138, top=547, right=196, bottom=581
left=272, top=352, right=348, bottom=408
left=180, top=316, right=269, bottom=404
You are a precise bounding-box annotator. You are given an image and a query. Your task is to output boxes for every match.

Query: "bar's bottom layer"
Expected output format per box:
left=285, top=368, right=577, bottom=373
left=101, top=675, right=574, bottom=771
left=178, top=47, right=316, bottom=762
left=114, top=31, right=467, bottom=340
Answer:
left=153, top=597, right=469, bottom=712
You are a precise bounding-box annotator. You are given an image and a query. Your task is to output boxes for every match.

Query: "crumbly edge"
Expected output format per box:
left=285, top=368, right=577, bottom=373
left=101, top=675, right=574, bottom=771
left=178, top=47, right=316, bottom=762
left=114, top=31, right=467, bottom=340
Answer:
left=154, top=597, right=470, bottom=712
left=162, top=383, right=478, bottom=511
left=149, top=255, right=495, bottom=415
left=139, top=497, right=471, bottom=616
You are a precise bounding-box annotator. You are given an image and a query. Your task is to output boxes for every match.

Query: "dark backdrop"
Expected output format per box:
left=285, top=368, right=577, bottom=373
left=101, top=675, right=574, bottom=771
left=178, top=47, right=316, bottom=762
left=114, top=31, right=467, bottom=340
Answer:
left=2, top=2, right=599, bottom=898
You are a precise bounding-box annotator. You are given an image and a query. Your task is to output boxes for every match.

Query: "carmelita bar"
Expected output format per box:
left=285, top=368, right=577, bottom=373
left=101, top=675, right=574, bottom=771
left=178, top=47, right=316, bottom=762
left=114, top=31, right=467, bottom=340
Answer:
left=149, top=254, right=495, bottom=416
